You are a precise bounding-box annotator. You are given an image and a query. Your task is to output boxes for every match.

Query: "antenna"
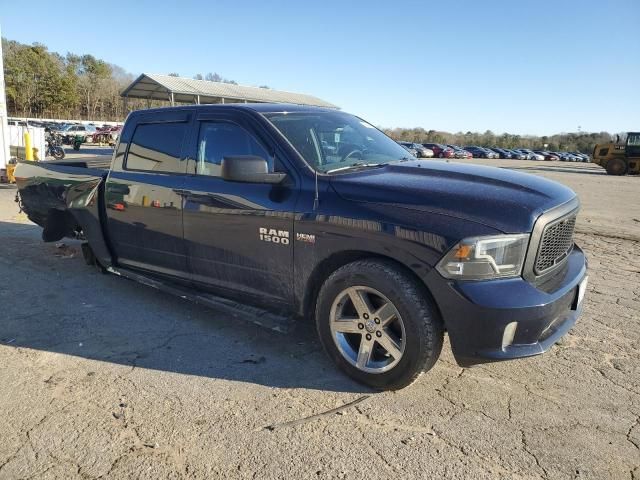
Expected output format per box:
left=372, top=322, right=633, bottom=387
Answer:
left=313, top=168, right=319, bottom=211
left=308, top=127, right=321, bottom=211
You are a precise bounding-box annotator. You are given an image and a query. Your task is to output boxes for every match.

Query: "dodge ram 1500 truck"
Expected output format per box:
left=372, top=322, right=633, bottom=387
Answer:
left=14, top=104, right=588, bottom=390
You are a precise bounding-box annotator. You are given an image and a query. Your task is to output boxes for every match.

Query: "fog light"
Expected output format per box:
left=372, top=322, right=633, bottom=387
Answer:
left=502, top=322, right=518, bottom=350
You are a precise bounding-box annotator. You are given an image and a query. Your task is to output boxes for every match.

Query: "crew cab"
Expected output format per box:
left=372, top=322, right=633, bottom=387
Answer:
left=14, top=104, right=588, bottom=390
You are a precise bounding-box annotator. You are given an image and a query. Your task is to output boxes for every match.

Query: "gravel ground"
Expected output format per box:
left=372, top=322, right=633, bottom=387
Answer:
left=0, top=158, right=638, bottom=479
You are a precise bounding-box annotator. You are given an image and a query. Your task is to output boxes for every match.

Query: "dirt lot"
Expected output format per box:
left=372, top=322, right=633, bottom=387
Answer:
left=0, top=157, right=638, bottom=479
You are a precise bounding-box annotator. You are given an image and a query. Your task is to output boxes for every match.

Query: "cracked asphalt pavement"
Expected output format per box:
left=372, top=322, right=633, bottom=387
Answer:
left=0, top=157, right=639, bottom=479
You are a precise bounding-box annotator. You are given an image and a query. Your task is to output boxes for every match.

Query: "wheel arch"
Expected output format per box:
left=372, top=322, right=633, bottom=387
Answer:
left=300, top=250, right=443, bottom=326
left=42, top=208, right=81, bottom=242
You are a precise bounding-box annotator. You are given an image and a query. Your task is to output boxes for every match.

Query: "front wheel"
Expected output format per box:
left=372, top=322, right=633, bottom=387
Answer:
left=315, top=260, right=444, bottom=390
left=51, top=146, right=65, bottom=160
left=606, top=158, right=627, bottom=176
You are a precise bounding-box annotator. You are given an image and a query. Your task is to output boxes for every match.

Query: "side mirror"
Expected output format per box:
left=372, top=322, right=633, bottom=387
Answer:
left=221, top=156, right=287, bottom=184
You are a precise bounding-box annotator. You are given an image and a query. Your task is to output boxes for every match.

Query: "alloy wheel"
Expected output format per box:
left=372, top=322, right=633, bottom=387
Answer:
left=329, top=286, right=406, bottom=374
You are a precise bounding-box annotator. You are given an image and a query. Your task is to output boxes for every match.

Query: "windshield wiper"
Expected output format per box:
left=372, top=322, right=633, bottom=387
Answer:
left=325, top=162, right=387, bottom=174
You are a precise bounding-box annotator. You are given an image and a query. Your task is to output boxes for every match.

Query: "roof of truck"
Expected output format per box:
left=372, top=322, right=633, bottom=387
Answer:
left=130, top=103, right=342, bottom=116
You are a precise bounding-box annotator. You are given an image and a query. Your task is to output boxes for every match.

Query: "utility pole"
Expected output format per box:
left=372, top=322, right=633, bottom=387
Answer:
left=0, top=24, right=10, bottom=170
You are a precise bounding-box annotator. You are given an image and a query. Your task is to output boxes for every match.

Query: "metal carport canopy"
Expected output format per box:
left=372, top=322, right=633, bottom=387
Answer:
left=121, top=73, right=338, bottom=108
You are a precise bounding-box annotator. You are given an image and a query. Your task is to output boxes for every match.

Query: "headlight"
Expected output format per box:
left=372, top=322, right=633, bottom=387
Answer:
left=436, top=234, right=530, bottom=280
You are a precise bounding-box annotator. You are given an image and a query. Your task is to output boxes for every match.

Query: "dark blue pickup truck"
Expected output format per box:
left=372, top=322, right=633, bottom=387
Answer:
left=14, top=104, right=588, bottom=389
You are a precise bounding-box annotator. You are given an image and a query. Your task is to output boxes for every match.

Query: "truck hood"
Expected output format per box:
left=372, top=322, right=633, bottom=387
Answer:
left=329, top=160, right=576, bottom=233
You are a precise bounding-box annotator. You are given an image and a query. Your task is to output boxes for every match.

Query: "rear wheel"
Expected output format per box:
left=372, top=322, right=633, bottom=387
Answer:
left=606, top=158, right=627, bottom=176
left=315, top=259, right=443, bottom=390
left=81, top=242, right=107, bottom=273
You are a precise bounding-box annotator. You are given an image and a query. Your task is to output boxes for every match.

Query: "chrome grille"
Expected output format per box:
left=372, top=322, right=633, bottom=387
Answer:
left=534, top=213, right=576, bottom=274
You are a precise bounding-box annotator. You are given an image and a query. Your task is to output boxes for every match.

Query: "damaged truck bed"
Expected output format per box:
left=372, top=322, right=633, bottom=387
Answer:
left=15, top=161, right=108, bottom=246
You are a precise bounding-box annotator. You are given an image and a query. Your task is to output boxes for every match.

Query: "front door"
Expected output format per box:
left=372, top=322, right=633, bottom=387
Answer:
left=181, top=112, right=299, bottom=306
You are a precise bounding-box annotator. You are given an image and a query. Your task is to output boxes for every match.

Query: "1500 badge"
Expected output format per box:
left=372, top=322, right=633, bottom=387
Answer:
left=259, top=227, right=290, bottom=245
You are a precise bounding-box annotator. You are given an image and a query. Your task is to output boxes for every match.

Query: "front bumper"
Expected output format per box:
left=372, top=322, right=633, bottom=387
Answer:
left=426, top=245, right=587, bottom=367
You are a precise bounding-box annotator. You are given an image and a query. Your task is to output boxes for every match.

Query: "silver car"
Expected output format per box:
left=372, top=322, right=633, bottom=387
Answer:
left=56, top=124, right=98, bottom=141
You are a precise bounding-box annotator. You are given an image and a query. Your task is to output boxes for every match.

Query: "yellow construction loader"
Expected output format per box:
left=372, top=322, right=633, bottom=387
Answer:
left=592, top=132, right=640, bottom=175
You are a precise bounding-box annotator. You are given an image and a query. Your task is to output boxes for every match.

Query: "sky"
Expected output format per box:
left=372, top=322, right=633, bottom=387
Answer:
left=1, top=0, right=638, bottom=135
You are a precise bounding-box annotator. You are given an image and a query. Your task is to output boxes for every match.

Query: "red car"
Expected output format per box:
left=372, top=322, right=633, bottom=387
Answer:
left=94, top=125, right=122, bottom=145
left=447, top=145, right=473, bottom=159
left=422, top=143, right=455, bottom=158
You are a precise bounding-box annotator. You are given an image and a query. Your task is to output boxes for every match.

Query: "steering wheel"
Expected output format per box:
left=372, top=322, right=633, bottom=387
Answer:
left=340, top=149, right=364, bottom=162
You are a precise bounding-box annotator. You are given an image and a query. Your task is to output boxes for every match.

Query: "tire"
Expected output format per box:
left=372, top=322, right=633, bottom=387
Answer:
left=81, top=242, right=108, bottom=273
left=606, top=158, right=627, bottom=176
left=315, top=259, right=444, bottom=390
left=51, top=146, right=65, bottom=160
left=438, top=152, right=444, bottom=158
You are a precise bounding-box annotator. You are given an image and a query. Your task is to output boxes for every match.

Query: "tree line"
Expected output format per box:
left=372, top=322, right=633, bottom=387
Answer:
left=383, top=128, right=616, bottom=154
left=1, top=38, right=239, bottom=121
left=2, top=37, right=617, bottom=152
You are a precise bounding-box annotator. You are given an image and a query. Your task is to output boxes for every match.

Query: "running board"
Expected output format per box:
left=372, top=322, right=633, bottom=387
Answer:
left=106, top=266, right=296, bottom=334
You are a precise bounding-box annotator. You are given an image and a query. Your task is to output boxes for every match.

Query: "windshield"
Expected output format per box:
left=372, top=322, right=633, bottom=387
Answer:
left=264, top=111, right=413, bottom=173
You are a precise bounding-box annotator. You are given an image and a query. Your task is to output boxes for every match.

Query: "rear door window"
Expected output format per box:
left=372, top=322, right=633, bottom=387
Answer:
left=125, top=122, right=188, bottom=173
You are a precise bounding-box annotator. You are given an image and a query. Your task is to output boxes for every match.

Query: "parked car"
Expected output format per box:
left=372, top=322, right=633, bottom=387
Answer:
left=565, top=153, right=583, bottom=162
left=422, top=143, right=455, bottom=158
left=571, top=152, right=590, bottom=162
left=490, top=148, right=513, bottom=159
left=446, top=145, right=472, bottom=159
left=94, top=125, right=123, bottom=145
left=398, top=141, right=419, bottom=157
left=14, top=103, right=588, bottom=390
left=518, top=149, right=545, bottom=161
left=463, top=146, right=485, bottom=158
left=400, top=143, right=433, bottom=158
left=464, top=146, right=498, bottom=159
left=506, top=149, right=527, bottom=160
left=550, top=151, right=572, bottom=162
left=414, top=144, right=434, bottom=158
left=533, top=150, right=560, bottom=161
left=55, top=124, right=98, bottom=143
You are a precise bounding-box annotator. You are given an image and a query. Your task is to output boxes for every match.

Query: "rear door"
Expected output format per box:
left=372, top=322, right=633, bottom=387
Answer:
left=181, top=110, right=299, bottom=306
left=105, top=109, right=192, bottom=279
